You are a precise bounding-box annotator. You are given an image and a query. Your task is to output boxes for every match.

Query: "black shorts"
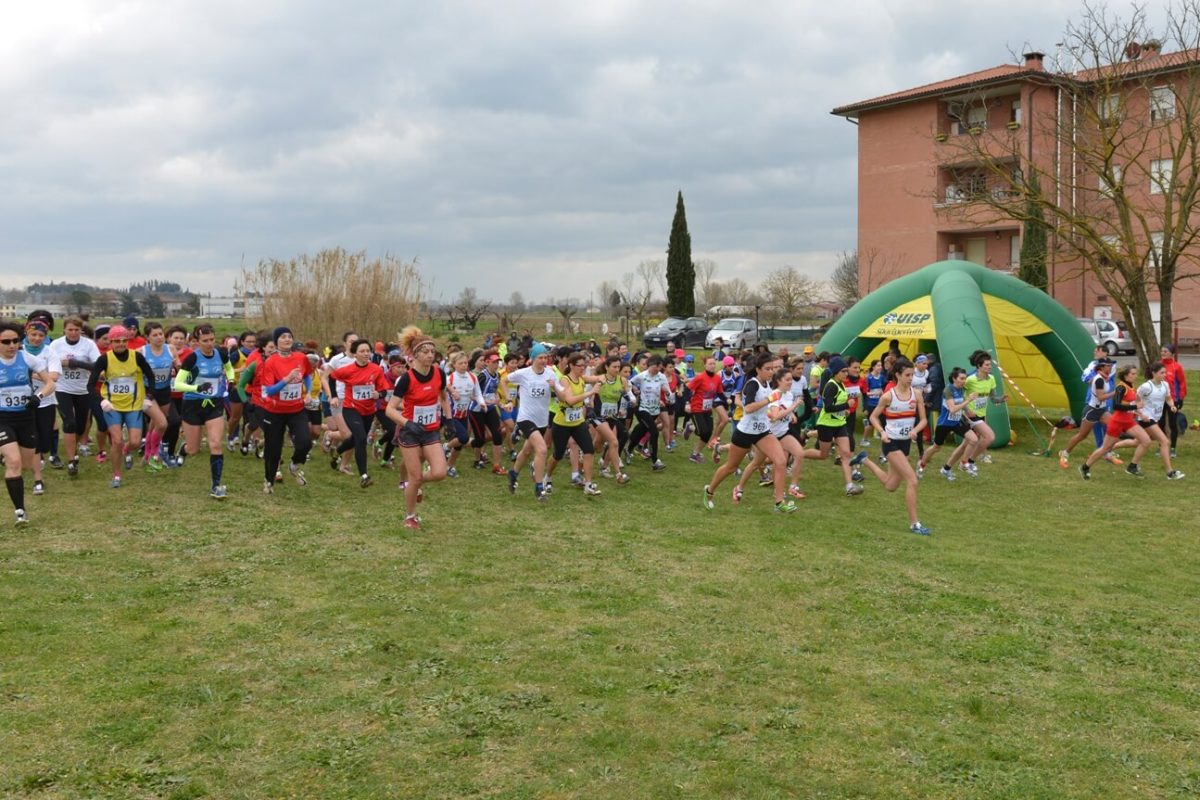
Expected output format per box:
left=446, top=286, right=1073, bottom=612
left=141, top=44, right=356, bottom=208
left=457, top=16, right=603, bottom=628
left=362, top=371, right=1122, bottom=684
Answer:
left=306, top=409, right=323, bottom=427
left=151, top=388, right=172, bottom=406
left=1083, top=405, right=1106, bottom=425
left=731, top=427, right=769, bottom=449
left=55, top=392, right=91, bottom=435
left=817, top=423, right=849, bottom=443
left=516, top=419, right=548, bottom=439
left=0, top=415, right=37, bottom=449
left=1138, top=419, right=1159, bottom=429
left=882, top=438, right=912, bottom=457
left=182, top=399, right=225, bottom=426
left=552, top=422, right=595, bottom=460
left=934, top=420, right=971, bottom=446
left=398, top=426, right=442, bottom=448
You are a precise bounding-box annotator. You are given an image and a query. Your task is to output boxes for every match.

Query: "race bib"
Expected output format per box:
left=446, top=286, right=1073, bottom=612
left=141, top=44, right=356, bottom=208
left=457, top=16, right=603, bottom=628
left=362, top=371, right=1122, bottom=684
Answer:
left=973, top=397, right=987, bottom=411
left=63, top=368, right=86, bottom=382
left=749, top=418, right=768, bottom=433
left=305, top=398, right=320, bottom=411
left=197, top=379, right=222, bottom=397
left=108, top=377, right=136, bottom=396
left=152, top=367, right=172, bottom=386
left=483, top=392, right=497, bottom=404
left=701, top=397, right=713, bottom=411
left=413, top=403, right=439, bottom=426
left=506, top=386, right=518, bottom=401
left=528, top=385, right=548, bottom=399
left=0, top=385, right=31, bottom=408
left=564, top=406, right=584, bottom=423
left=278, top=383, right=302, bottom=402
left=600, top=401, right=618, bottom=418
left=351, top=384, right=375, bottom=401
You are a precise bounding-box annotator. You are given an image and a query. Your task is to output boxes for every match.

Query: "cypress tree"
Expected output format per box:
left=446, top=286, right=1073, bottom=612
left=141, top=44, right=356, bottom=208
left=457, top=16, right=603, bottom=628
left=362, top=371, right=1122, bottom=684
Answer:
left=1018, top=175, right=1048, bottom=291
left=666, top=191, right=695, bottom=317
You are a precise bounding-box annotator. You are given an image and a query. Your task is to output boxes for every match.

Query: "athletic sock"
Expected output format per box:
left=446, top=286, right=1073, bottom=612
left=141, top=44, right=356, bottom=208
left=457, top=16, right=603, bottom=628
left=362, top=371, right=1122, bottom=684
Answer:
left=6, top=476, right=24, bottom=510
left=210, top=454, right=223, bottom=486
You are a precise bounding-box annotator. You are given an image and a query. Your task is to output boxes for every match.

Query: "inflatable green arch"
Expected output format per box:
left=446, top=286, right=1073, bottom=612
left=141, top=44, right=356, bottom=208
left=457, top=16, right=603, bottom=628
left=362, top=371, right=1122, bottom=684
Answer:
left=817, top=260, right=1096, bottom=447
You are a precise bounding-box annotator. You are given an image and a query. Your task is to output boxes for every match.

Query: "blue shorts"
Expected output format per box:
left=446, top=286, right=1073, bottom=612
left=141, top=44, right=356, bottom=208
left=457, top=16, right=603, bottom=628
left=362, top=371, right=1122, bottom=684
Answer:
left=450, top=417, right=471, bottom=444
left=500, top=407, right=517, bottom=422
left=104, top=409, right=144, bottom=430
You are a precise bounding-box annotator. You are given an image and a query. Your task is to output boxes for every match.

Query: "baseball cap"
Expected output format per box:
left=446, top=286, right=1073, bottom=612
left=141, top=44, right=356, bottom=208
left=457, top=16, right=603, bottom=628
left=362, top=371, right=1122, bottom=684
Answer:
left=684, top=354, right=694, bottom=362
left=915, top=355, right=928, bottom=364
left=722, top=356, right=736, bottom=366
left=803, top=345, right=814, bottom=355
left=674, top=348, right=685, bottom=359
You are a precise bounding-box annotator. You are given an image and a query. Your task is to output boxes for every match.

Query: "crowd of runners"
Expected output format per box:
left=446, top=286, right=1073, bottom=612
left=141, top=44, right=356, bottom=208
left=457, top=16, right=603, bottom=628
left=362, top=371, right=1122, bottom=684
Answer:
left=0, top=310, right=1188, bottom=534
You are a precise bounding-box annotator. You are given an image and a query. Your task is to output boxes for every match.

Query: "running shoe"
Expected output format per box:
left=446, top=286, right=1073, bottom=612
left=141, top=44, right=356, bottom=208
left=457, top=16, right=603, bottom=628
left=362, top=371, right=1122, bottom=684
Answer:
left=980, top=453, right=993, bottom=464
left=909, top=522, right=931, bottom=536
left=939, top=465, right=956, bottom=481
left=14, top=509, right=28, bottom=526
left=290, top=463, right=307, bottom=485
left=1125, top=463, right=1144, bottom=478
left=473, top=459, right=485, bottom=470
left=788, top=484, right=806, bottom=499
left=1104, top=452, right=1123, bottom=465
left=845, top=483, right=864, bottom=496
left=758, top=475, right=773, bottom=487
left=544, top=480, right=553, bottom=494
left=688, top=453, right=703, bottom=464
left=330, top=456, right=339, bottom=471
left=712, top=446, right=721, bottom=464
left=110, top=477, right=121, bottom=489
left=78, top=444, right=91, bottom=457
left=447, top=466, right=459, bottom=478
left=210, top=485, right=227, bottom=500
left=616, top=472, right=629, bottom=485
left=48, top=456, right=64, bottom=470
left=508, top=469, right=518, bottom=494
left=492, top=464, right=507, bottom=476
left=1058, top=449, right=1070, bottom=469
left=960, top=462, right=979, bottom=477
left=849, top=450, right=868, bottom=467
left=652, top=460, right=667, bottom=471
left=703, top=485, right=714, bottom=510
left=96, top=451, right=107, bottom=464
left=859, top=438, right=871, bottom=447
left=683, top=421, right=694, bottom=440
left=1079, top=464, right=1090, bottom=481
left=1166, top=469, right=1186, bottom=480
left=851, top=469, right=864, bottom=483
left=403, top=515, right=421, bottom=530
left=916, top=465, right=924, bottom=480
left=570, top=473, right=584, bottom=488
left=640, top=447, right=652, bottom=460
left=32, top=481, right=45, bottom=496
left=145, top=457, right=164, bottom=473
left=732, top=487, right=742, bottom=505
left=774, top=500, right=798, bottom=514
left=1170, top=449, right=1178, bottom=459
left=360, top=474, right=374, bottom=488
left=583, top=482, right=602, bottom=496
left=536, top=490, right=548, bottom=503
left=263, top=480, right=274, bottom=495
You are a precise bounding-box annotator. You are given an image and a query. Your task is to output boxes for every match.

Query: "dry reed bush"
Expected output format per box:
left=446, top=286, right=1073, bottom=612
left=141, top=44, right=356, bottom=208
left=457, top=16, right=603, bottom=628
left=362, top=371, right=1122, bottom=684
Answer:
left=242, top=248, right=423, bottom=345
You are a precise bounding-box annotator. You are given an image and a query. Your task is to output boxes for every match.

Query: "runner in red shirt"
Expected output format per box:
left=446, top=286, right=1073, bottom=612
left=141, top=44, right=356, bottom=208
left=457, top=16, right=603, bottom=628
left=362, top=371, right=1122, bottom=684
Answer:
left=686, top=357, right=725, bottom=463
left=385, top=326, right=451, bottom=530
left=321, top=338, right=389, bottom=488
left=256, top=326, right=314, bottom=493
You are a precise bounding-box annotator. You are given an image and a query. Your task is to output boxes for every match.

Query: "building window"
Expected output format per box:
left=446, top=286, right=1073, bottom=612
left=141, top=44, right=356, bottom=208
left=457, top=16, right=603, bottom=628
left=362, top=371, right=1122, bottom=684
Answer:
left=1010, top=234, right=1021, bottom=267
left=1099, top=93, right=1121, bottom=124
left=1011, top=99, right=1022, bottom=125
left=1150, top=158, right=1173, bottom=194
left=966, top=105, right=987, bottom=130
left=1099, top=164, right=1123, bottom=197
left=1150, top=85, right=1176, bottom=122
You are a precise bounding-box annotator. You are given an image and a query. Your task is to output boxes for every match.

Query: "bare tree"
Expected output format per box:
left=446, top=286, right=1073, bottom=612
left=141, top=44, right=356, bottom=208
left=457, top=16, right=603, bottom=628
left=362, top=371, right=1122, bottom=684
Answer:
left=694, top=258, right=720, bottom=310
left=933, top=2, right=1200, bottom=363
left=620, top=270, right=654, bottom=334
left=830, top=250, right=861, bottom=308
left=722, top=278, right=760, bottom=306
left=453, top=287, right=492, bottom=330
left=596, top=279, right=621, bottom=310
left=760, top=266, right=821, bottom=321
left=637, top=259, right=667, bottom=305
left=553, top=297, right=580, bottom=335
left=493, top=290, right=526, bottom=333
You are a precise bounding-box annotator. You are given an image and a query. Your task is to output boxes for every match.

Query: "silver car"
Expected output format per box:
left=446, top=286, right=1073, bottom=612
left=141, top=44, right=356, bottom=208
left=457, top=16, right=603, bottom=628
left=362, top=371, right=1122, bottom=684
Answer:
left=1076, top=317, right=1135, bottom=356
left=706, top=318, right=760, bottom=350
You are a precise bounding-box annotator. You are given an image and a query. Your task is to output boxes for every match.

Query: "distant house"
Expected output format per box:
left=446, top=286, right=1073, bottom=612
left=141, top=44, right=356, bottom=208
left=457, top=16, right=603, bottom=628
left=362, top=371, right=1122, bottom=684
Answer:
left=200, top=295, right=264, bottom=319
left=805, top=301, right=846, bottom=320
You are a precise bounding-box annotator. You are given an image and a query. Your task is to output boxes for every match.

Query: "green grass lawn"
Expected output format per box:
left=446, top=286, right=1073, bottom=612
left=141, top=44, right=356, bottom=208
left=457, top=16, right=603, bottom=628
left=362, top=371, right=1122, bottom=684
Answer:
left=3, top=420, right=1199, bottom=798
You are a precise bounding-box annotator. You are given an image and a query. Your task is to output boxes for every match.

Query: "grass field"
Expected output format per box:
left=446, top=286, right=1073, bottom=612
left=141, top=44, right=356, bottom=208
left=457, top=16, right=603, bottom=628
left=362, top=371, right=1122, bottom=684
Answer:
left=3, top=405, right=1200, bottom=798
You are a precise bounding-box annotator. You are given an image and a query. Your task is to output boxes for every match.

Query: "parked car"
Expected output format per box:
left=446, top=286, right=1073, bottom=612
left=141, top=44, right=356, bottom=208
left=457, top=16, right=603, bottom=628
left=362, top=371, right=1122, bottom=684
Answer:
left=1076, top=317, right=1135, bottom=355
left=643, top=316, right=710, bottom=349
left=705, top=317, right=760, bottom=350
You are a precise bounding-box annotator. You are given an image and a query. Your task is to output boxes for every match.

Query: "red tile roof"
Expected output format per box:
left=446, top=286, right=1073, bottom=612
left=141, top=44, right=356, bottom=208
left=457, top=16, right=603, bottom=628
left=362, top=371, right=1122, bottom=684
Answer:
left=833, top=49, right=1200, bottom=118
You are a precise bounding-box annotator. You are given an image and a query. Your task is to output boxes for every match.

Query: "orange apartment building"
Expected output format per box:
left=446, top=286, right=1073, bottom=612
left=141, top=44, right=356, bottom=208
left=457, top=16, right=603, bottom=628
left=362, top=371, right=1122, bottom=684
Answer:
left=832, top=46, right=1200, bottom=340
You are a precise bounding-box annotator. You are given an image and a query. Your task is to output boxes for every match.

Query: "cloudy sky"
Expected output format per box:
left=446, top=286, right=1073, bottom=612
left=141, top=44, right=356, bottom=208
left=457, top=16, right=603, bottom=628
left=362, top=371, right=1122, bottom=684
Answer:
left=0, top=0, right=1141, bottom=303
